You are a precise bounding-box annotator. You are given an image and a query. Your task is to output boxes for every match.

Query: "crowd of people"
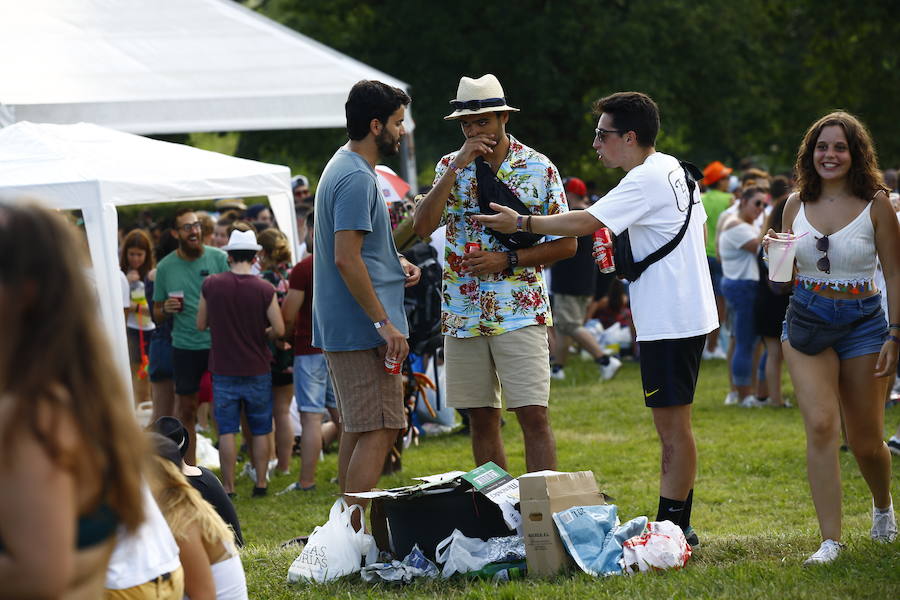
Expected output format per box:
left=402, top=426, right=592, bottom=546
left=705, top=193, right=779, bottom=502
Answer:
left=2, top=74, right=900, bottom=598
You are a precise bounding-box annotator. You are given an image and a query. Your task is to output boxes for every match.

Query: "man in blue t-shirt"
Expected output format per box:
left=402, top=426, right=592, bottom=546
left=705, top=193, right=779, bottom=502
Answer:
left=152, top=207, right=228, bottom=465
left=313, top=80, right=420, bottom=521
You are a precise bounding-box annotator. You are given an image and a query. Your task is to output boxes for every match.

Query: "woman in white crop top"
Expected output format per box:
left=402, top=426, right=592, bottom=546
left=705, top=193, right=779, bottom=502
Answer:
left=774, top=112, right=899, bottom=565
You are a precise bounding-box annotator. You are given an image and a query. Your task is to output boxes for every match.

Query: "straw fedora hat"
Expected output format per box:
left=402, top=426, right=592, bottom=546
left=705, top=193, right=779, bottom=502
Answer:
left=444, top=74, right=520, bottom=120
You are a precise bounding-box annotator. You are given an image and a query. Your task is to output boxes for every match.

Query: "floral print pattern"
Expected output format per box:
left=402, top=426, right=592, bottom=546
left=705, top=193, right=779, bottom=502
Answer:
left=433, top=135, right=567, bottom=338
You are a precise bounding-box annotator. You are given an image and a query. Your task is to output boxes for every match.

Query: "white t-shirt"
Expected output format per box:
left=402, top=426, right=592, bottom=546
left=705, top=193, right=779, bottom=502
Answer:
left=586, top=152, right=718, bottom=341
left=105, top=484, right=181, bottom=590
left=718, top=222, right=760, bottom=281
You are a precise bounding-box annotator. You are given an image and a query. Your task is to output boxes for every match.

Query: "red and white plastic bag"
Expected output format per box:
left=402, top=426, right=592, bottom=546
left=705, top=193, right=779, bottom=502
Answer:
left=621, top=520, right=692, bottom=574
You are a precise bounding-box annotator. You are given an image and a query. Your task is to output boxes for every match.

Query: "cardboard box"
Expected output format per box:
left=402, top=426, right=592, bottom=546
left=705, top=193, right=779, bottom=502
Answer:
left=518, top=470, right=607, bottom=577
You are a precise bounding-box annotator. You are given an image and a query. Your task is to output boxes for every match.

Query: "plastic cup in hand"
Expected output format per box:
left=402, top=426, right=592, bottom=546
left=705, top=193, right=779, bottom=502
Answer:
left=765, top=233, right=800, bottom=282
left=168, top=290, right=185, bottom=313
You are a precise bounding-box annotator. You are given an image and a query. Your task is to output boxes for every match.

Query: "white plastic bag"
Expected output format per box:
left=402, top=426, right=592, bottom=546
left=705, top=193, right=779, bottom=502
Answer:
left=195, top=432, right=220, bottom=470
left=621, top=520, right=691, bottom=574
left=434, top=529, right=525, bottom=578
left=287, top=499, right=377, bottom=583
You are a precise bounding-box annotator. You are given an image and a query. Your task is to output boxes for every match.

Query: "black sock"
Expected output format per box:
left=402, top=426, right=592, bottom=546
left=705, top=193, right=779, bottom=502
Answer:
left=595, top=355, right=610, bottom=366
left=552, top=363, right=563, bottom=372
left=656, top=495, right=685, bottom=525
left=680, top=489, right=693, bottom=530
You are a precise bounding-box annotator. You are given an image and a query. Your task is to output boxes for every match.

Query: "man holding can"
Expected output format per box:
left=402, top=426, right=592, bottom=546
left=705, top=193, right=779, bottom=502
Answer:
left=413, top=74, right=576, bottom=472
left=474, top=92, right=718, bottom=546
left=152, top=207, right=229, bottom=466
left=313, top=80, right=420, bottom=520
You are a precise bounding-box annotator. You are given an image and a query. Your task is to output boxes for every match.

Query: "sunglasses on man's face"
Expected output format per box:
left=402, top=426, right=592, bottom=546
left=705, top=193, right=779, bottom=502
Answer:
left=594, top=128, right=627, bottom=143
left=816, top=235, right=830, bottom=274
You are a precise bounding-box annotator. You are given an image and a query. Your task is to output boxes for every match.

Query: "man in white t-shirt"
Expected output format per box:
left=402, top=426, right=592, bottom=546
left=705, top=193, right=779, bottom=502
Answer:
left=476, top=92, right=718, bottom=546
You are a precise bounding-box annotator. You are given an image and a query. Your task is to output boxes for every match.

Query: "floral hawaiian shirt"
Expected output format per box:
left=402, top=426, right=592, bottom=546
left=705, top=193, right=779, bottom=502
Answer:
left=432, top=135, right=568, bottom=338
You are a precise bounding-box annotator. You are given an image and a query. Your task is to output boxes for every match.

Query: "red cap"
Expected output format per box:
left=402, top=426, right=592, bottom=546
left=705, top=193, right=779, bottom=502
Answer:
left=564, top=177, right=587, bottom=197
left=701, top=161, right=733, bottom=187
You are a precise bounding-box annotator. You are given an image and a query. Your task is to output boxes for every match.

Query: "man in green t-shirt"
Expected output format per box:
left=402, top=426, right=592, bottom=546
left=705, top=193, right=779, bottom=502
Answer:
left=700, top=161, right=733, bottom=359
left=153, top=207, right=229, bottom=465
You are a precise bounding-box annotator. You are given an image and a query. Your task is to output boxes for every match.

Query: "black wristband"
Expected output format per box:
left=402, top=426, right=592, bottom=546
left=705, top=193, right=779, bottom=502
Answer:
left=890, top=323, right=900, bottom=330
left=506, top=250, right=519, bottom=269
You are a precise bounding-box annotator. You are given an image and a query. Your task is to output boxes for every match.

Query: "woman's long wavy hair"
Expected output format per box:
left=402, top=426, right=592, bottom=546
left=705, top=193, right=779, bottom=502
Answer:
left=150, top=456, right=234, bottom=550
left=119, top=228, right=155, bottom=280
left=795, top=111, right=887, bottom=203
left=257, top=227, right=292, bottom=270
left=0, top=203, right=145, bottom=529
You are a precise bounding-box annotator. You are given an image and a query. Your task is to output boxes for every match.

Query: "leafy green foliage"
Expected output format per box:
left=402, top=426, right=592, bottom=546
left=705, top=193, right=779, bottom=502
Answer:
left=232, top=1, right=900, bottom=188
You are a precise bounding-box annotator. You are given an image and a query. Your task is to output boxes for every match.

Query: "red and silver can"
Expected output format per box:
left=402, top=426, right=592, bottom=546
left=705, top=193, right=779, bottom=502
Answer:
left=592, top=228, right=615, bottom=274
left=384, top=355, right=402, bottom=375
left=465, top=242, right=481, bottom=254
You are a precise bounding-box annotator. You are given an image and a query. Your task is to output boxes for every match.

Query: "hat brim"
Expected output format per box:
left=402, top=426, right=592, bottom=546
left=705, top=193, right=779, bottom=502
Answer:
left=444, top=105, right=520, bottom=120
left=701, top=168, right=733, bottom=186
left=222, top=243, right=262, bottom=251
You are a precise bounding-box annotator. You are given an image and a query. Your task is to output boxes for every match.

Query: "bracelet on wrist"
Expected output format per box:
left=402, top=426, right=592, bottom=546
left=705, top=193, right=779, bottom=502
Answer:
left=888, top=335, right=900, bottom=345
left=516, top=215, right=524, bottom=232
left=890, top=323, right=900, bottom=330
left=450, top=163, right=465, bottom=177
left=526, top=215, right=533, bottom=233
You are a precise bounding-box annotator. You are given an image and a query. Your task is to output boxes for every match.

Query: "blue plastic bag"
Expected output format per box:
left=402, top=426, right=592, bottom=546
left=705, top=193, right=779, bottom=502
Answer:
left=553, top=504, right=648, bottom=576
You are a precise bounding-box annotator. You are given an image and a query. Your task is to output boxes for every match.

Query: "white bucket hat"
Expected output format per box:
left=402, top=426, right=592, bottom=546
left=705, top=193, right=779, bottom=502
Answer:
left=444, top=74, right=520, bottom=120
left=222, top=229, right=261, bottom=251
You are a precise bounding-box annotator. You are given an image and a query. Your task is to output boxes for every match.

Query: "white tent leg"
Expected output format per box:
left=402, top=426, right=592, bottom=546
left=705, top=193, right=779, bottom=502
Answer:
left=82, top=202, right=134, bottom=409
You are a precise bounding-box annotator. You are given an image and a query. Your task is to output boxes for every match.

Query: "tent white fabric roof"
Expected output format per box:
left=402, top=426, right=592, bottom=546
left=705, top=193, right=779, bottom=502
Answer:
left=0, top=121, right=294, bottom=400
left=0, top=0, right=413, bottom=135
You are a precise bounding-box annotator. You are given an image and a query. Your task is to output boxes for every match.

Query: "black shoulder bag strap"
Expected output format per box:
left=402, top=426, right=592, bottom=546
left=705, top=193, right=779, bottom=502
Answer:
left=614, top=160, right=702, bottom=281
left=474, top=156, right=544, bottom=251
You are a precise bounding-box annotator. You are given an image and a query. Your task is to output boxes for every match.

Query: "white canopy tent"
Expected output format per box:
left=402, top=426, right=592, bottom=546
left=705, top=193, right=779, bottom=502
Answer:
left=0, top=121, right=294, bottom=399
left=0, top=0, right=417, bottom=181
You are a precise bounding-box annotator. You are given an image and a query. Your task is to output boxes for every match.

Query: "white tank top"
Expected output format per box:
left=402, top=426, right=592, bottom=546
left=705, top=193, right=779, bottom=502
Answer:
left=792, top=201, right=877, bottom=292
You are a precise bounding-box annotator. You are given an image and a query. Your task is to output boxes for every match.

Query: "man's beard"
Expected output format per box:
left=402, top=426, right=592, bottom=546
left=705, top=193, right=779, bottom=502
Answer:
left=375, top=129, right=401, bottom=157
left=179, top=238, right=202, bottom=258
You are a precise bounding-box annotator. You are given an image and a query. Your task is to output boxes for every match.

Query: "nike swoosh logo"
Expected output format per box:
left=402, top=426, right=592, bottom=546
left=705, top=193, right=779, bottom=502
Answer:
left=668, top=507, right=682, bottom=512
left=644, top=388, right=660, bottom=398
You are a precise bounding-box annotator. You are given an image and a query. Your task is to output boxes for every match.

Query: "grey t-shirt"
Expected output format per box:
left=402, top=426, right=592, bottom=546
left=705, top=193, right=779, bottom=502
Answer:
left=312, top=147, right=409, bottom=351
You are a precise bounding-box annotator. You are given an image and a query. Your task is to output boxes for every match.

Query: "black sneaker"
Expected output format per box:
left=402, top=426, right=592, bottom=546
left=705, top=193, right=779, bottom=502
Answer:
left=888, top=437, right=900, bottom=456
left=252, top=486, right=268, bottom=498
left=683, top=526, right=700, bottom=547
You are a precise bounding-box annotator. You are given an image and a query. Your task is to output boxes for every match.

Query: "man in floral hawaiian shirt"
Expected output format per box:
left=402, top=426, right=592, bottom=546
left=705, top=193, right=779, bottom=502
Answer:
left=413, top=74, right=576, bottom=472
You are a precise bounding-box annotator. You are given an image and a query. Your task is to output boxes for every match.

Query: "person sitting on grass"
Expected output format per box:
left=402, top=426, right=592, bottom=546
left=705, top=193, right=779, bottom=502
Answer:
left=149, top=434, right=248, bottom=600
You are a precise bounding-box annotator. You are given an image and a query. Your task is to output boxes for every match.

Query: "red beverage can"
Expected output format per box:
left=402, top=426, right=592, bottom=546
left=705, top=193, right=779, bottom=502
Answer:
left=384, top=355, right=402, bottom=375
left=465, top=242, right=481, bottom=254
left=592, top=228, right=615, bottom=274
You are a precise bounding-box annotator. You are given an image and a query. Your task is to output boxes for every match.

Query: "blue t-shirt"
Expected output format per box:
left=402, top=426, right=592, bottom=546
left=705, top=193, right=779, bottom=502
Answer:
left=312, top=147, right=409, bottom=351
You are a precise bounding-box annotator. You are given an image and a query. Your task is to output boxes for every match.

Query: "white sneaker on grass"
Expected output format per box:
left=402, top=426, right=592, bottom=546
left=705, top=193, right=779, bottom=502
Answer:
left=740, top=395, right=765, bottom=408
left=550, top=367, right=566, bottom=381
left=887, top=436, right=900, bottom=456
left=803, top=539, right=844, bottom=566
left=724, top=391, right=739, bottom=406
left=600, top=356, right=622, bottom=381
left=871, top=502, right=897, bottom=542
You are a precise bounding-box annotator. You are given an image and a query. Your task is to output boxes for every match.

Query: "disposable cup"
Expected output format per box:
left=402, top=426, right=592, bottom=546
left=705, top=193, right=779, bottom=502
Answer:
left=766, top=233, right=799, bottom=282
left=169, top=290, right=185, bottom=313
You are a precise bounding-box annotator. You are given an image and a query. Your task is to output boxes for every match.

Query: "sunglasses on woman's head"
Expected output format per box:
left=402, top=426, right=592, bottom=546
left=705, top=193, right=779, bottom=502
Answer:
left=816, top=235, right=830, bottom=274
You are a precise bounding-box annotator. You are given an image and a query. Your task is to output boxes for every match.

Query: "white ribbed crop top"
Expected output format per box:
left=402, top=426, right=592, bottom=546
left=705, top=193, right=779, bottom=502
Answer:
left=792, top=202, right=877, bottom=291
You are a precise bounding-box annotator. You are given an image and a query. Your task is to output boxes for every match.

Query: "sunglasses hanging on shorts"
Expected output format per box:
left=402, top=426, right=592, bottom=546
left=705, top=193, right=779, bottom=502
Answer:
left=816, top=235, right=830, bottom=274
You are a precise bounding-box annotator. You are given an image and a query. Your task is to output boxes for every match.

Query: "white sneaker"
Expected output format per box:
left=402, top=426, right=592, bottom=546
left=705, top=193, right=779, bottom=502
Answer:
left=241, top=462, right=256, bottom=482
left=871, top=502, right=898, bottom=543
left=724, top=391, right=740, bottom=406
left=266, top=458, right=280, bottom=478
left=803, top=539, right=844, bottom=566
left=550, top=367, right=566, bottom=381
left=740, top=395, right=764, bottom=408
left=600, top=356, right=622, bottom=381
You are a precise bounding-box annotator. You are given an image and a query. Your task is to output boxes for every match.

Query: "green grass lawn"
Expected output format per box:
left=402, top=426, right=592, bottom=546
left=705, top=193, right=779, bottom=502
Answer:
left=231, top=357, right=900, bottom=599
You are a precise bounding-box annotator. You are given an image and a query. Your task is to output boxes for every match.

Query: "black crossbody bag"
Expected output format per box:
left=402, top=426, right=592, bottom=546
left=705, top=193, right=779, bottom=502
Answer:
left=613, top=161, right=703, bottom=282
left=474, top=156, right=544, bottom=251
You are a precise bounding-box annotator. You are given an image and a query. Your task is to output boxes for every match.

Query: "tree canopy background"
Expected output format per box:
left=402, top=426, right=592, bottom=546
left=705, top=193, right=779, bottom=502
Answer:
left=227, top=0, right=899, bottom=193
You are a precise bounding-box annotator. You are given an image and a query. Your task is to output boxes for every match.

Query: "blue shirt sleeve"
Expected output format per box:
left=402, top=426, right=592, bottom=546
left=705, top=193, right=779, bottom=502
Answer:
left=333, top=170, right=378, bottom=234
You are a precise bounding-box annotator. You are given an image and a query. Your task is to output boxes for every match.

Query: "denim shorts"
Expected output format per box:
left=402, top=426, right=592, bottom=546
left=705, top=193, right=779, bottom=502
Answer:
left=212, top=373, right=273, bottom=436
left=781, top=286, right=887, bottom=360
left=293, top=354, right=336, bottom=414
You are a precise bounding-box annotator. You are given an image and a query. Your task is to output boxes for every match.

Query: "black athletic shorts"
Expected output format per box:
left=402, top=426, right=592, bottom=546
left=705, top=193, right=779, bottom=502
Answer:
left=638, top=335, right=705, bottom=408
left=172, top=347, right=210, bottom=395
